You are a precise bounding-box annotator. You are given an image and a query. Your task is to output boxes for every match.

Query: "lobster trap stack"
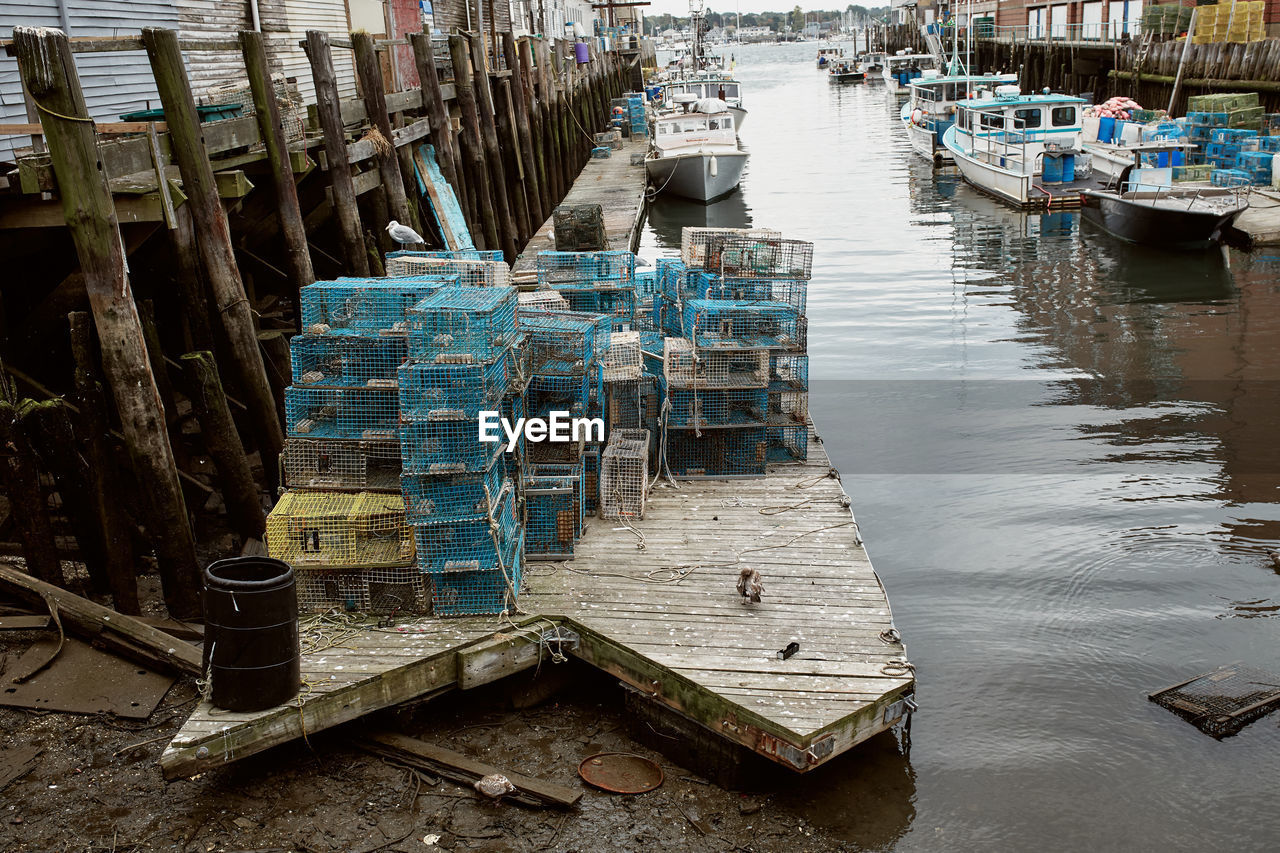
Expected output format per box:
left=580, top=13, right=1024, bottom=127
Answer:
left=274, top=275, right=455, bottom=614
left=400, top=284, right=525, bottom=615
left=654, top=228, right=812, bottom=478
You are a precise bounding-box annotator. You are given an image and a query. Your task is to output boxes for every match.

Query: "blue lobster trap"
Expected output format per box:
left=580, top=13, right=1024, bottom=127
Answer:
left=413, top=481, right=519, bottom=573
left=387, top=249, right=505, bottom=263
left=681, top=299, right=803, bottom=350
left=398, top=359, right=509, bottom=420
left=657, top=258, right=714, bottom=304
left=300, top=276, right=454, bottom=334
left=519, top=310, right=612, bottom=375
left=769, top=353, right=809, bottom=392
left=525, top=463, right=584, bottom=559
left=537, top=250, right=636, bottom=286
left=527, top=371, right=601, bottom=420
left=401, top=464, right=505, bottom=524
left=286, top=386, right=399, bottom=440
left=555, top=284, right=638, bottom=330
left=660, top=381, right=768, bottom=428
left=704, top=277, right=808, bottom=314
left=291, top=334, right=408, bottom=388
left=399, top=418, right=505, bottom=474
left=684, top=234, right=813, bottom=280
left=428, top=556, right=522, bottom=616
left=664, top=426, right=768, bottom=478
left=407, top=285, right=519, bottom=364
left=767, top=423, right=809, bottom=462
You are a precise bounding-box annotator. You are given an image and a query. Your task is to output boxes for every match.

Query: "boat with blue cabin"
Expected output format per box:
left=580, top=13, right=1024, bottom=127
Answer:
left=942, top=87, right=1101, bottom=208
left=899, top=68, right=1019, bottom=164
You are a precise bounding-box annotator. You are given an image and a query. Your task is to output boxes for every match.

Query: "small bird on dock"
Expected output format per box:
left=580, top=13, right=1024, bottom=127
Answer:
left=385, top=219, right=426, bottom=248
left=474, top=773, right=516, bottom=799
left=1269, top=550, right=1280, bottom=570
left=736, top=568, right=763, bottom=605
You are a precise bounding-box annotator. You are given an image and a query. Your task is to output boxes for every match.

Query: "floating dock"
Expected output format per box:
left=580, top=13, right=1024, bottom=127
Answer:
left=161, top=434, right=915, bottom=778
left=512, top=136, right=649, bottom=279
left=1232, top=189, right=1280, bottom=246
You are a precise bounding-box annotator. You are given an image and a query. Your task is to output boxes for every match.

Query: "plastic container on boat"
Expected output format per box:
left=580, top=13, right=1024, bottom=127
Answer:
left=1042, top=153, right=1064, bottom=184
left=1082, top=115, right=1100, bottom=143
left=1061, top=152, right=1076, bottom=183
left=1120, top=121, right=1143, bottom=145
left=1097, top=116, right=1116, bottom=143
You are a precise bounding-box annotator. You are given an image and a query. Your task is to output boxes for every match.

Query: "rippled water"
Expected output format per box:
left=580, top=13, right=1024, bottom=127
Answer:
left=641, top=42, right=1280, bottom=851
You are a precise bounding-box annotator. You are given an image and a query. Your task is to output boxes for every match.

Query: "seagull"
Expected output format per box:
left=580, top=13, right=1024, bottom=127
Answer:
left=385, top=219, right=425, bottom=248
left=473, top=773, right=516, bottom=799
left=736, top=568, right=763, bottom=605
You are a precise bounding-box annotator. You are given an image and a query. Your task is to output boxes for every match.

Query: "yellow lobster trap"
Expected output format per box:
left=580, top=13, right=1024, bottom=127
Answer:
left=266, top=490, right=414, bottom=567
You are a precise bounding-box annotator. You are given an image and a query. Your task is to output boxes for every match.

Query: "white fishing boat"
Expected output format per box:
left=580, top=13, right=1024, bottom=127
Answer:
left=828, top=57, right=866, bottom=84
left=898, top=69, right=1018, bottom=164
left=816, top=47, right=843, bottom=69
left=882, top=53, right=939, bottom=96
left=942, top=87, right=1095, bottom=207
left=662, top=75, right=748, bottom=130
left=645, top=96, right=747, bottom=203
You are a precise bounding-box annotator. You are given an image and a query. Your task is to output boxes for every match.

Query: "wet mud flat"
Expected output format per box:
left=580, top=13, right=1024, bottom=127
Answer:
left=1, top=647, right=912, bottom=853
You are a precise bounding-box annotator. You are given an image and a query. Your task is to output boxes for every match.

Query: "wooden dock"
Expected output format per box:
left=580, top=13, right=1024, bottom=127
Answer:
left=511, top=136, right=649, bottom=279
left=160, top=436, right=915, bottom=779
left=1232, top=189, right=1280, bottom=247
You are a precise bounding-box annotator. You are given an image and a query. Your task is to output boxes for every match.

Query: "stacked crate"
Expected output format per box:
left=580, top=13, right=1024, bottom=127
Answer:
left=656, top=227, right=813, bottom=478
left=536, top=250, right=637, bottom=331
left=384, top=250, right=512, bottom=285
left=399, top=285, right=524, bottom=615
left=275, top=276, right=454, bottom=614
left=621, top=92, right=647, bottom=138
left=601, top=428, right=650, bottom=519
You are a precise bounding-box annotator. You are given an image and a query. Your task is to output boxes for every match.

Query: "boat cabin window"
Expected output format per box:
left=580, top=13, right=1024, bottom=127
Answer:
left=722, top=83, right=739, bottom=98
left=1013, top=108, right=1042, bottom=129
left=707, top=116, right=734, bottom=130
left=1051, top=106, right=1077, bottom=127
left=979, top=112, right=1005, bottom=129
left=957, top=109, right=971, bottom=130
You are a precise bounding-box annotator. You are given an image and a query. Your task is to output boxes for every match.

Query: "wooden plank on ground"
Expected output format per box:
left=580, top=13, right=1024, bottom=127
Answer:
left=412, top=143, right=474, bottom=251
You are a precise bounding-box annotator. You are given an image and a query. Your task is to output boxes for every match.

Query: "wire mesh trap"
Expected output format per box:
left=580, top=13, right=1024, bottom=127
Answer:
left=266, top=491, right=414, bottom=568
left=295, top=565, right=427, bottom=615
left=526, top=463, right=585, bottom=559
left=1149, top=663, right=1280, bottom=738
left=427, top=558, right=522, bottom=616
left=518, top=289, right=570, bottom=312
left=406, top=286, right=519, bottom=364
left=411, top=481, right=519, bottom=573
left=384, top=255, right=512, bottom=287
left=681, top=300, right=803, bottom=351
left=680, top=228, right=782, bottom=269
left=664, top=427, right=768, bottom=479
left=398, top=359, right=509, bottom=420
left=399, top=418, right=505, bottom=474
left=602, top=330, right=643, bottom=382
left=291, top=335, right=408, bottom=388
left=285, top=386, right=399, bottom=441
left=402, top=464, right=505, bottom=524
left=300, top=277, right=454, bottom=335
left=519, top=310, right=612, bottom=375
left=282, top=437, right=401, bottom=492
left=601, top=431, right=649, bottom=520
left=663, top=338, right=769, bottom=388
left=536, top=250, right=635, bottom=286
left=766, top=423, right=809, bottom=462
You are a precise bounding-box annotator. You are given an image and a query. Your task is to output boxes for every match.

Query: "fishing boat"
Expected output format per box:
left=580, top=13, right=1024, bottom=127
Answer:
left=858, top=51, right=885, bottom=75
left=899, top=69, right=1018, bottom=164
left=1079, top=146, right=1250, bottom=248
left=882, top=53, right=939, bottom=96
left=817, top=47, right=843, bottom=68
left=828, top=57, right=866, bottom=84
left=662, top=75, right=748, bottom=130
left=645, top=96, right=747, bottom=203
left=942, top=87, right=1097, bottom=207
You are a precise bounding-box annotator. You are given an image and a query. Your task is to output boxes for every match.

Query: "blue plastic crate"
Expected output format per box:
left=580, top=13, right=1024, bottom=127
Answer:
left=681, top=299, right=803, bottom=350
left=399, top=418, right=504, bottom=474
left=291, top=334, right=408, bottom=389
left=300, top=277, right=454, bottom=334
left=665, top=426, right=768, bottom=478
left=428, top=560, right=522, bottom=616
left=660, top=381, right=768, bottom=428
left=285, top=386, right=399, bottom=440
left=398, top=358, right=509, bottom=420
left=519, top=310, right=612, bottom=374
left=407, top=285, right=518, bottom=364
left=413, top=482, right=518, bottom=573
left=401, top=465, right=504, bottom=524
left=536, top=250, right=636, bottom=285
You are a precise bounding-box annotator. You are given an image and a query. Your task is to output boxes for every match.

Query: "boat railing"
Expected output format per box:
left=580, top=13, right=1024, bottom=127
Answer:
left=1123, top=183, right=1253, bottom=212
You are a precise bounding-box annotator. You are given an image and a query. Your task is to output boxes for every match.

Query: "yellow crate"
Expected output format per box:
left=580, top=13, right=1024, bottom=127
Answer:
left=266, top=490, right=414, bottom=567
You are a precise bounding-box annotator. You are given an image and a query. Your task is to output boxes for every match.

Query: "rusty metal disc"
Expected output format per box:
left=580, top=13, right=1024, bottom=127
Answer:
left=578, top=752, right=664, bottom=794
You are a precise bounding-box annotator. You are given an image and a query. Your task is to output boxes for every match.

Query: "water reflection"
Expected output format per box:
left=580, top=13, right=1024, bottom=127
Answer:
left=642, top=41, right=1280, bottom=851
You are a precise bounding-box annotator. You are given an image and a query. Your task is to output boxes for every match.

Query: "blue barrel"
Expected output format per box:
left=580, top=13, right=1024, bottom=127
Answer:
left=1061, top=153, right=1075, bottom=183
left=1097, top=116, right=1116, bottom=144
left=1042, top=153, right=1064, bottom=183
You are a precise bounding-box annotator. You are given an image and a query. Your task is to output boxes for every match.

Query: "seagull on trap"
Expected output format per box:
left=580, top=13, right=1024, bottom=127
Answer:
left=385, top=219, right=426, bottom=248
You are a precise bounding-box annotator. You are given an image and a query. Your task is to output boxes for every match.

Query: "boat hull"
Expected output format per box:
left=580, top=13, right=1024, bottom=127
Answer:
left=829, top=71, right=866, bottom=83
left=1079, top=191, right=1244, bottom=249
left=942, top=126, right=1030, bottom=205
left=646, top=150, right=748, bottom=202
left=728, top=105, right=747, bottom=130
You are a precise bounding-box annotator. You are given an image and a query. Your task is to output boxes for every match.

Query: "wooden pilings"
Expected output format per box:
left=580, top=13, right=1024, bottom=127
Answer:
left=13, top=26, right=199, bottom=617
left=506, top=33, right=545, bottom=228
left=410, top=32, right=467, bottom=226
left=469, top=33, right=519, bottom=262
left=305, top=30, right=370, bottom=277
left=352, top=31, right=419, bottom=236
left=449, top=34, right=500, bottom=253
left=142, top=27, right=282, bottom=499
left=241, top=29, right=314, bottom=328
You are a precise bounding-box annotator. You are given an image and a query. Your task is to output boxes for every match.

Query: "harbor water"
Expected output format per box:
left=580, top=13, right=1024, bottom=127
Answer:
left=641, top=42, right=1280, bottom=851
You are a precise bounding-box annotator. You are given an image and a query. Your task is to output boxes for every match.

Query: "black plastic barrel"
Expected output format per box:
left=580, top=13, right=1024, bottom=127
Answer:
left=203, top=557, right=300, bottom=712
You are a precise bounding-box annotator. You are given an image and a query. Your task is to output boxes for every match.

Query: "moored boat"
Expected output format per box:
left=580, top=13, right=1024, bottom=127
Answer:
left=645, top=97, right=747, bottom=203
left=662, top=75, right=748, bottom=130
left=899, top=69, right=1019, bottom=164
left=882, top=53, right=938, bottom=96
left=828, top=57, right=866, bottom=84
left=817, top=47, right=843, bottom=69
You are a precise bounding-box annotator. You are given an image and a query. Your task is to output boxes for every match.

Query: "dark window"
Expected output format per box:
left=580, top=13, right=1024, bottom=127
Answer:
left=1052, top=106, right=1076, bottom=127
left=1013, top=108, right=1042, bottom=128
left=980, top=112, right=1005, bottom=129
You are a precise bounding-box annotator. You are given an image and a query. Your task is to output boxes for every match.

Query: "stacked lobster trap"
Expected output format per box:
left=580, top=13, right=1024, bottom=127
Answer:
left=651, top=228, right=813, bottom=477
left=274, top=275, right=455, bottom=615
left=399, top=284, right=525, bottom=615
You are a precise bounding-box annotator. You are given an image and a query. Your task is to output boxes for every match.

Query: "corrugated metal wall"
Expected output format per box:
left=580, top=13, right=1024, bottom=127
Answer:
left=277, top=0, right=355, bottom=104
